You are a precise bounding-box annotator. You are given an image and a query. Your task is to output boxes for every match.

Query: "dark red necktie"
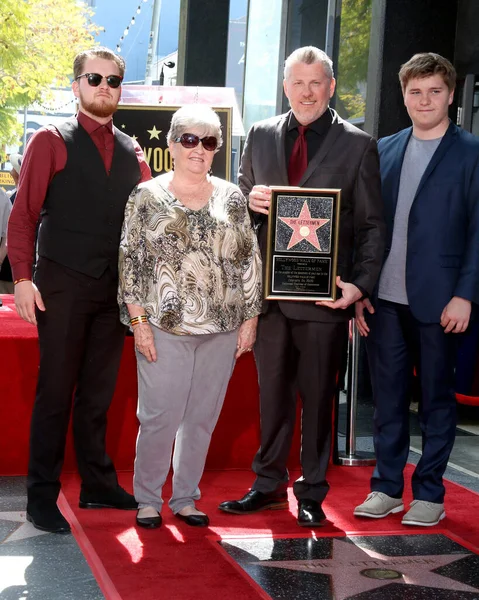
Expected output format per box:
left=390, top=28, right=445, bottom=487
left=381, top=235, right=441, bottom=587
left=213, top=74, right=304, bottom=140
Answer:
left=288, top=125, right=308, bottom=186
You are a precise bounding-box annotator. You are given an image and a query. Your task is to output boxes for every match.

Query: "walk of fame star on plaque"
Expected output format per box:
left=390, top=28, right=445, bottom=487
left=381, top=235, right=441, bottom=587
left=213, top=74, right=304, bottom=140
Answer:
left=264, top=187, right=341, bottom=301
left=275, top=196, right=333, bottom=253
left=278, top=200, right=330, bottom=251
left=217, top=533, right=479, bottom=600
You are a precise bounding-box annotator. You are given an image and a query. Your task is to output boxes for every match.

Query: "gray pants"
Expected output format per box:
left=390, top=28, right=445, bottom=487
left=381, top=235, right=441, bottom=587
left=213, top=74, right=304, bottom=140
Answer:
left=134, top=326, right=237, bottom=513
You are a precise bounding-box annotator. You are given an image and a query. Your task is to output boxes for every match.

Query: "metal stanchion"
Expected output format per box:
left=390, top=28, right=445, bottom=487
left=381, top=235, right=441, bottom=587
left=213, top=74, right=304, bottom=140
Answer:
left=337, top=319, right=376, bottom=466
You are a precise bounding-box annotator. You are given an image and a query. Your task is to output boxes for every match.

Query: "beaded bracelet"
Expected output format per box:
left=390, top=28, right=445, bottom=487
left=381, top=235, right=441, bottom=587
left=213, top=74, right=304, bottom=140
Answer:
left=130, top=315, right=148, bottom=327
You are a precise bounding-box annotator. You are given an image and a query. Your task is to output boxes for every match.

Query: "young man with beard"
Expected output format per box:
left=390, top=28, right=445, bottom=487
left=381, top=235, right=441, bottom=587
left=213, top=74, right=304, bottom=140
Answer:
left=8, top=47, right=151, bottom=533
left=354, top=53, right=479, bottom=526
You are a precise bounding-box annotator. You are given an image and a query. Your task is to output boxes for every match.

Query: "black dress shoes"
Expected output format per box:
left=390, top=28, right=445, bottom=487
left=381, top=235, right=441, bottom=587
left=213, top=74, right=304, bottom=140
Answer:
left=79, top=485, right=138, bottom=510
left=136, top=510, right=162, bottom=529
left=297, top=499, right=326, bottom=527
left=26, top=502, right=71, bottom=534
left=175, top=512, right=210, bottom=527
left=219, top=490, right=288, bottom=514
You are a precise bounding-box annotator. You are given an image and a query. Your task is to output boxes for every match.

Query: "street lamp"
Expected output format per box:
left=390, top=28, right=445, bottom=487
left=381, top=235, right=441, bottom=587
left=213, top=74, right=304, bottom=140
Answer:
left=158, top=61, right=175, bottom=85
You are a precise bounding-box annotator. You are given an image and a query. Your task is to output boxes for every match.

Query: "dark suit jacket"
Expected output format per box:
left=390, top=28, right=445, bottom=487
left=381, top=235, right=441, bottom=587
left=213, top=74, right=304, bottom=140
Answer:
left=378, top=122, right=479, bottom=324
left=238, top=109, right=386, bottom=322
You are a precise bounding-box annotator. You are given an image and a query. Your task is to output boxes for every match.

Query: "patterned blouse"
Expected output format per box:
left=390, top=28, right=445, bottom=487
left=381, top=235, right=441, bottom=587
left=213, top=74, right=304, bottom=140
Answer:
left=118, top=174, right=262, bottom=335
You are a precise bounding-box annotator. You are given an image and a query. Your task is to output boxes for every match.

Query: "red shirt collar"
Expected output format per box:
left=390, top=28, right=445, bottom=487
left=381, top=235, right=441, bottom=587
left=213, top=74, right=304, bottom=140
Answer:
left=77, top=110, right=113, bottom=135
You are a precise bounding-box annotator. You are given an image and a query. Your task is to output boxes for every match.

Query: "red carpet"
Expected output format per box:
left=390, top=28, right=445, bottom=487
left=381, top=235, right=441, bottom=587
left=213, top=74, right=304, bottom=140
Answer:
left=0, top=294, right=301, bottom=475
left=60, top=465, right=479, bottom=600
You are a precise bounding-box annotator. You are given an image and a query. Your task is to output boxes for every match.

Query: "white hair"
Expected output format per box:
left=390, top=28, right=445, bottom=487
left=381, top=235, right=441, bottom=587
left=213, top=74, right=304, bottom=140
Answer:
left=166, top=104, right=223, bottom=151
left=284, top=46, right=334, bottom=80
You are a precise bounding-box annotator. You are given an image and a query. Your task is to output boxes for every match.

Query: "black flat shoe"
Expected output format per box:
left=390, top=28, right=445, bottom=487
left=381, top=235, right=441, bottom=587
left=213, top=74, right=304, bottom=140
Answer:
left=175, top=512, right=209, bottom=527
left=297, top=499, right=326, bottom=527
left=26, top=502, right=71, bottom=534
left=136, top=510, right=162, bottom=529
left=79, top=485, right=138, bottom=510
left=219, top=490, right=288, bottom=514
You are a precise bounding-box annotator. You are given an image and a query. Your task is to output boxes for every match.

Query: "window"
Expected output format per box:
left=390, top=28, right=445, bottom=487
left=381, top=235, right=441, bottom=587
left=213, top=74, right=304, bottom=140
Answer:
left=335, top=0, right=373, bottom=127
left=242, top=0, right=284, bottom=132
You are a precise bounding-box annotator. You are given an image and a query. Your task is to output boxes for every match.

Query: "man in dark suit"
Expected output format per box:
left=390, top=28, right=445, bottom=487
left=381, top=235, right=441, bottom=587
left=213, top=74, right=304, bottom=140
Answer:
left=354, top=53, right=479, bottom=527
left=219, top=46, right=385, bottom=526
left=8, top=47, right=151, bottom=534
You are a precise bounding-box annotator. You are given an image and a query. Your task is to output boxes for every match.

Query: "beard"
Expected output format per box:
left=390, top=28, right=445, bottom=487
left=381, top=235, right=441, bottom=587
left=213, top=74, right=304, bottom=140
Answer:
left=80, top=92, right=119, bottom=118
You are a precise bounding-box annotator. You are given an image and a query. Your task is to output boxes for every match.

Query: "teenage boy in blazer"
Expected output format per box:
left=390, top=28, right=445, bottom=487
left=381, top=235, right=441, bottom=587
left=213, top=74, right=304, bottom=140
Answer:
left=354, top=53, right=479, bottom=526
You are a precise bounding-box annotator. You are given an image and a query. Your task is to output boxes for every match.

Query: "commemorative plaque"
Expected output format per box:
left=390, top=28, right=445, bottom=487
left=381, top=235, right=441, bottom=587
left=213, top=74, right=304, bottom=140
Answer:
left=264, top=187, right=341, bottom=301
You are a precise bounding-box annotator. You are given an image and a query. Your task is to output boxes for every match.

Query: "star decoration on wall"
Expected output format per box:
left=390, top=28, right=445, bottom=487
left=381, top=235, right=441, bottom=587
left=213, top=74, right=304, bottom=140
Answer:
left=279, top=201, right=329, bottom=250
left=147, top=125, right=162, bottom=140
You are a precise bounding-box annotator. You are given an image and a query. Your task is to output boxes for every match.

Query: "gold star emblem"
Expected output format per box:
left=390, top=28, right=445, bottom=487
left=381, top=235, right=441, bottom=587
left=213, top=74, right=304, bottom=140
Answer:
left=131, top=134, right=138, bottom=141
left=121, top=124, right=126, bottom=129
left=147, top=125, right=162, bottom=140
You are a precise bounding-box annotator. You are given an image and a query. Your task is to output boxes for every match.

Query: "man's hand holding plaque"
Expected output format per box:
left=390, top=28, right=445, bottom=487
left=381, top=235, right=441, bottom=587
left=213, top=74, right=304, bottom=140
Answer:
left=248, top=185, right=271, bottom=215
left=316, top=276, right=362, bottom=309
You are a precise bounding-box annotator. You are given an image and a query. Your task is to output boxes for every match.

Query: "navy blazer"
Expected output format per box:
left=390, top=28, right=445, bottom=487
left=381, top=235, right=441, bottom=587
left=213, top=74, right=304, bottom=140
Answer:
left=379, top=122, right=479, bottom=323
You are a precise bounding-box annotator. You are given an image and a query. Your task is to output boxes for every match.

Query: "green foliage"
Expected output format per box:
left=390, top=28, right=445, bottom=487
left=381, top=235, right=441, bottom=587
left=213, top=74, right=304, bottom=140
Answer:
left=0, top=0, right=101, bottom=148
left=336, top=0, right=372, bottom=121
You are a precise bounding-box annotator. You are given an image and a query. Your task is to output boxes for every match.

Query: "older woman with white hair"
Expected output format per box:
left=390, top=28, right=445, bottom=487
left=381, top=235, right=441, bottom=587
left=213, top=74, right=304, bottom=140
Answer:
left=118, top=104, right=262, bottom=529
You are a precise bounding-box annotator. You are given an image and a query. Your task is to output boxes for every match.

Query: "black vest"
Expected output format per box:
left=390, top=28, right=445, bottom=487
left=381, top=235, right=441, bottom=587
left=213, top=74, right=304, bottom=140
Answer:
left=38, top=118, right=141, bottom=278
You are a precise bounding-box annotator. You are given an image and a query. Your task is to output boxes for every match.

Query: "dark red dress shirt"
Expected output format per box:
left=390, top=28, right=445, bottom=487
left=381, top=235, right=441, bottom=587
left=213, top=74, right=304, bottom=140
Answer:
left=8, top=111, right=151, bottom=281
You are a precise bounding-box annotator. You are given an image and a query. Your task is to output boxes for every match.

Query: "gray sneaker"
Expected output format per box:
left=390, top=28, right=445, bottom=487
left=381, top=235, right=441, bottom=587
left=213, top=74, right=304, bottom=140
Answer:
left=401, top=500, right=445, bottom=526
left=354, top=492, right=404, bottom=518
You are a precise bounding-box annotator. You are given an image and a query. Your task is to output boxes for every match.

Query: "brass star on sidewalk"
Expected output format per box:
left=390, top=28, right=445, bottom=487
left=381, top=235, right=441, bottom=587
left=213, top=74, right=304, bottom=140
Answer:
left=0, top=511, right=49, bottom=543
left=254, top=538, right=478, bottom=599
left=147, top=125, right=162, bottom=140
left=279, top=200, right=329, bottom=250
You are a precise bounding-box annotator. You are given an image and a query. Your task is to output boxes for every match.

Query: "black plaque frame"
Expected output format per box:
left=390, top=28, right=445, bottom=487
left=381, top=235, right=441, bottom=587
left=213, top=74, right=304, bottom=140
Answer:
left=264, top=186, right=341, bottom=302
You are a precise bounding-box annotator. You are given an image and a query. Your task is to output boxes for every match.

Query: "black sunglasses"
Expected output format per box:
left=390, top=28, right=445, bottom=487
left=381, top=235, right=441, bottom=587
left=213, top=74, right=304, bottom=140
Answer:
left=174, top=133, right=218, bottom=152
left=75, top=73, right=123, bottom=89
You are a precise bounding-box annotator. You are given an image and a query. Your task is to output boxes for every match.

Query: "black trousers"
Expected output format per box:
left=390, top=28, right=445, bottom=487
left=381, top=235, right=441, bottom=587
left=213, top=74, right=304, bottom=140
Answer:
left=251, top=303, right=347, bottom=502
left=27, top=257, right=126, bottom=506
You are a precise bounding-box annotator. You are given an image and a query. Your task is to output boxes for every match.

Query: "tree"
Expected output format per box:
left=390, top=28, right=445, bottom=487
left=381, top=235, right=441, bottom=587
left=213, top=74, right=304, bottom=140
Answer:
left=0, top=0, right=100, bottom=148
